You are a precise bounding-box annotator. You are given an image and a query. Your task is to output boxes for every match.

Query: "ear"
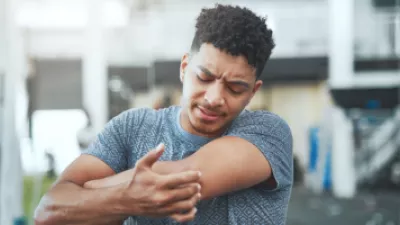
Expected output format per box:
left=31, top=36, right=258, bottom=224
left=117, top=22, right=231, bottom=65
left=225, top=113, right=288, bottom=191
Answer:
left=252, top=80, right=263, bottom=96
left=180, top=53, right=190, bottom=83
left=245, top=80, right=263, bottom=106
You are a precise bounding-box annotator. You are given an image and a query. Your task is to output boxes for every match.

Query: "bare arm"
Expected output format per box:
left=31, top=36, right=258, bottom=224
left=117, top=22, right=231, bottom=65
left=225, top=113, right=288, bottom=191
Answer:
left=158, top=136, right=273, bottom=199
left=85, top=136, right=273, bottom=200
left=35, top=147, right=202, bottom=225
left=34, top=155, right=128, bottom=225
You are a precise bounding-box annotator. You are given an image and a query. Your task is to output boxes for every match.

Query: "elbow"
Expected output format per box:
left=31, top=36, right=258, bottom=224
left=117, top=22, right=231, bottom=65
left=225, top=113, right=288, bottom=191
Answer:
left=199, top=191, right=212, bottom=201
left=33, top=211, right=51, bottom=225
left=33, top=197, right=60, bottom=225
left=34, top=216, right=49, bottom=225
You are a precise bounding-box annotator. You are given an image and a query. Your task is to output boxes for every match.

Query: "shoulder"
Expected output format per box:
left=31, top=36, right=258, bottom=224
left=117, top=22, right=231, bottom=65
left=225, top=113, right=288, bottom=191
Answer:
left=114, top=106, right=178, bottom=125
left=116, top=107, right=153, bottom=123
left=111, top=106, right=180, bottom=136
left=228, top=110, right=292, bottom=138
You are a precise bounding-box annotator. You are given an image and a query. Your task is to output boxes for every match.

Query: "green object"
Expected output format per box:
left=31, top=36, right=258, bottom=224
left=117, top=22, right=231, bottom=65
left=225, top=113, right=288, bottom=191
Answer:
left=23, top=176, right=57, bottom=225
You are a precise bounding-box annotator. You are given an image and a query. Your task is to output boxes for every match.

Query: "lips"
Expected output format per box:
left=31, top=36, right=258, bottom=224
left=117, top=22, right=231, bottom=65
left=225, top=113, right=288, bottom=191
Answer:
left=196, top=106, right=222, bottom=122
left=198, top=106, right=221, bottom=117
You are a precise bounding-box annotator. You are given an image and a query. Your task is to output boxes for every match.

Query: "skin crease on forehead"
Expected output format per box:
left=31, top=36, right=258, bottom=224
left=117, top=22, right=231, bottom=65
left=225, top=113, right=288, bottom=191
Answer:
left=179, top=43, right=263, bottom=138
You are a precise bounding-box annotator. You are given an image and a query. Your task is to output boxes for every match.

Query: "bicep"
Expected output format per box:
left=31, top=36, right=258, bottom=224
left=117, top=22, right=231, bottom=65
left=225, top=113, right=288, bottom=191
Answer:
left=57, top=154, right=116, bottom=186
left=183, top=136, right=272, bottom=200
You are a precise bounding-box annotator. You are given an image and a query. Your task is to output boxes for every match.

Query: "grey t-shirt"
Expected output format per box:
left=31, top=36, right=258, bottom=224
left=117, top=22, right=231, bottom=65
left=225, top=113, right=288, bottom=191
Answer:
left=83, top=106, right=293, bottom=225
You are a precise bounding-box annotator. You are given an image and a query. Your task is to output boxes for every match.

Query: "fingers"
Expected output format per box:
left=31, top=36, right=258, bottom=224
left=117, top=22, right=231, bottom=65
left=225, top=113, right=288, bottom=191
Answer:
left=170, top=207, right=198, bottom=223
left=159, top=192, right=201, bottom=215
left=159, top=170, right=202, bottom=189
left=83, top=180, right=95, bottom=189
left=150, top=183, right=200, bottom=208
left=136, top=143, right=165, bottom=169
left=167, top=183, right=201, bottom=203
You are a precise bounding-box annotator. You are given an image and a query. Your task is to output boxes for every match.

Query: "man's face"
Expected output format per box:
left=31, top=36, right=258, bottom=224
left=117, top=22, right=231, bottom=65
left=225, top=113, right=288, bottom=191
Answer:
left=179, top=43, right=263, bottom=137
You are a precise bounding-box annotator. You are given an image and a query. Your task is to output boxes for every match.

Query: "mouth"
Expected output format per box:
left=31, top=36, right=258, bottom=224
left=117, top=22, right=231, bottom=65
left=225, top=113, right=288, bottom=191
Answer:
left=196, top=106, right=222, bottom=122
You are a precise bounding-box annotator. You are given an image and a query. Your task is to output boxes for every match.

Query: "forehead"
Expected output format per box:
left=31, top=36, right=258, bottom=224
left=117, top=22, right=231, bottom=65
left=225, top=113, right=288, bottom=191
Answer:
left=192, top=43, right=256, bottom=79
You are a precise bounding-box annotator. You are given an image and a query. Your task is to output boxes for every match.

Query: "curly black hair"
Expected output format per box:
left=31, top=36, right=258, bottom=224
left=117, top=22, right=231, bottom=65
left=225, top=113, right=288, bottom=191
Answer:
left=190, top=4, right=275, bottom=78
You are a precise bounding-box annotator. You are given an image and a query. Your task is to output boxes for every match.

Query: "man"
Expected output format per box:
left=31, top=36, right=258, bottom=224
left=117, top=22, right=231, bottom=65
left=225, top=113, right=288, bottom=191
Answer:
left=34, top=4, right=293, bottom=225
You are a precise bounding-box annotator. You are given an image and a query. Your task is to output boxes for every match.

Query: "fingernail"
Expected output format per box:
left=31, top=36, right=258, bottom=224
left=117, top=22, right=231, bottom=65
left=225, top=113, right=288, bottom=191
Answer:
left=198, top=171, right=202, bottom=177
left=194, top=207, right=197, bottom=213
left=156, top=143, right=164, bottom=152
left=197, top=193, right=201, bottom=199
left=197, top=184, right=201, bottom=191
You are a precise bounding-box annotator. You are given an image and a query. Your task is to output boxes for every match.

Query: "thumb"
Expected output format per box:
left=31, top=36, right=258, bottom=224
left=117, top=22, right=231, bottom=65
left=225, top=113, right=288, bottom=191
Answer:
left=138, top=143, right=165, bottom=168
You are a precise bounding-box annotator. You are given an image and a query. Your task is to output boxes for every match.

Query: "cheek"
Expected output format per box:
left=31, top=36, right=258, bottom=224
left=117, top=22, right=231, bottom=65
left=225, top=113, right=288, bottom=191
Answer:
left=226, top=96, right=251, bottom=114
left=182, top=78, right=198, bottom=107
left=181, top=74, right=193, bottom=97
left=182, top=76, right=203, bottom=100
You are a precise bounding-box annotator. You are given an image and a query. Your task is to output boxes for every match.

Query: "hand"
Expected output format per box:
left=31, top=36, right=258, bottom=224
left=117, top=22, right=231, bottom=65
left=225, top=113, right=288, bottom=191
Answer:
left=120, top=143, right=202, bottom=222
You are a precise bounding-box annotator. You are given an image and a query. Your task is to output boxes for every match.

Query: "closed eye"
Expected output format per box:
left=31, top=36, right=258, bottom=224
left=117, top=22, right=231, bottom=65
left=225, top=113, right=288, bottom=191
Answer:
left=228, top=87, right=245, bottom=95
left=227, top=82, right=249, bottom=94
left=197, top=73, right=214, bottom=82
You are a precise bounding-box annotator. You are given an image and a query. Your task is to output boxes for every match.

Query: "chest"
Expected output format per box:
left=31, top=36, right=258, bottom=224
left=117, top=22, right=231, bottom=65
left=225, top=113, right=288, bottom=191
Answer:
left=126, top=129, right=202, bottom=168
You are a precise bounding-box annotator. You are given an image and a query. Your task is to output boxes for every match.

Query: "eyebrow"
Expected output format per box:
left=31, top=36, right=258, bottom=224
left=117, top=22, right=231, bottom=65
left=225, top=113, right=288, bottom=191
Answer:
left=198, top=66, right=216, bottom=78
left=197, top=65, right=250, bottom=89
left=229, top=81, right=250, bottom=89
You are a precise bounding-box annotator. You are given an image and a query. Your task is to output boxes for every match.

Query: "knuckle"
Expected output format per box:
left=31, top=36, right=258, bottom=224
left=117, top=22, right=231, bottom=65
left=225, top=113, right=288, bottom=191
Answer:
left=171, top=215, right=180, bottom=222
left=188, top=199, right=196, bottom=208
left=190, top=185, right=198, bottom=194
left=184, top=186, right=194, bottom=196
left=135, top=160, right=145, bottom=170
left=155, top=179, right=166, bottom=189
left=184, top=214, right=195, bottom=222
left=153, top=199, right=162, bottom=207
left=157, top=194, right=170, bottom=205
left=188, top=172, right=197, bottom=180
left=151, top=196, right=163, bottom=206
left=188, top=214, right=195, bottom=220
left=174, top=216, right=185, bottom=223
left=182, top=173, right=190, bottom=181
left=180, top=188, right=189, bottom=197
left=192, top=197, right=198, bottom=206
left=181, top=202, right=193, bottom=210
left=136, top=157, right=144, bottom=165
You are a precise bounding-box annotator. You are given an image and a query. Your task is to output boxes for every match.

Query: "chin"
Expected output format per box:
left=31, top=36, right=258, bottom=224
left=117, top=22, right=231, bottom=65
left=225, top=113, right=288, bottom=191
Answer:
left=194, top=123, right=222, bottom=136
left=189, top=113, right=226, bottom=135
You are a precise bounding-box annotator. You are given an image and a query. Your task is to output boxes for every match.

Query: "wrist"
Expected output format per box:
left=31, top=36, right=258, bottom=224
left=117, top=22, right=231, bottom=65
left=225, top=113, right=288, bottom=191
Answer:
left=110, top=182, right=140, bottom=217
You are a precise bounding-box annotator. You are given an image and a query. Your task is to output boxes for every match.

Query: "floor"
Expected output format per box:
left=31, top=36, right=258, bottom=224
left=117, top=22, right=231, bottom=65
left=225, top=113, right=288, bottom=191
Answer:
left=286, top=187, right=400, bottom=225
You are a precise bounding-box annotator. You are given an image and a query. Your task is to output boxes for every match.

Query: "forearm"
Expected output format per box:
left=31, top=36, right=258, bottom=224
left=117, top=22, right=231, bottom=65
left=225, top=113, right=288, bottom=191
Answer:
left=84, top=170, right=134, bottom=189
left=86, top=136, right=273, bottom=205
left=85, top=161, right=188, bottom=189
left=72, top=219, right=125, bottom=225
left=34, top=181, right=128, bottom=225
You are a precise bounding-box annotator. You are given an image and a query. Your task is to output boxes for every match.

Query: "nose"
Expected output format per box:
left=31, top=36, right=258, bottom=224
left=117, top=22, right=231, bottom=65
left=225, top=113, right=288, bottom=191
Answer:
left=204, top=82, right=225, bottom=107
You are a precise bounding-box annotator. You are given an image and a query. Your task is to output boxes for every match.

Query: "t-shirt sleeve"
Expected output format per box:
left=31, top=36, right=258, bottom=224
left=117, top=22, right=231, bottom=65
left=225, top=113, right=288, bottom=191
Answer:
left=225, top=111, right=293, bottom=190
left=81, top=109, right=144, bottom=173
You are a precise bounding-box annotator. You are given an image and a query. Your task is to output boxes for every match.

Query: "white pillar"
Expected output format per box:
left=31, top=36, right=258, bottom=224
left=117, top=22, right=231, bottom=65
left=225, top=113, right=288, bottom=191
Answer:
left=396, top=8, right=400, bottom=56
left=0, top=0, right=5, bottom=75
left=83, top=0, right=108, bottom=132
left=328, top=0, right=357, bottom=199
left=331, top=107, right=356, bottom=198
left=0, top=0, right=25, bottom=223
left=328, top=0, right=355, bottom=88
